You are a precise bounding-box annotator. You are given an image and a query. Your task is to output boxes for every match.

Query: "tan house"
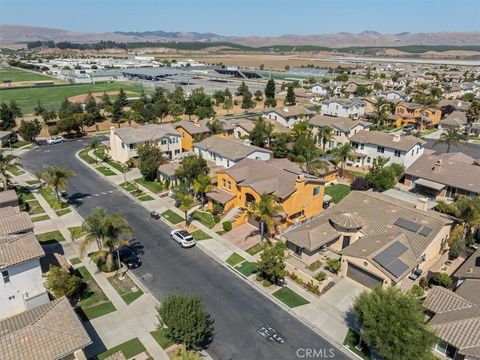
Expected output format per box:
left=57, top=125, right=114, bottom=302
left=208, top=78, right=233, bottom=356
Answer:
left=283, top=191, right=453, bottom=289
left=265, top=106, right=315, bottom=129
left=0, top=297, right=92, bottom=360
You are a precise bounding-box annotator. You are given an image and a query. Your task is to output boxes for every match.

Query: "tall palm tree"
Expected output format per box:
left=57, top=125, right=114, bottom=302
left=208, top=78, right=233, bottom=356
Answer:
left=192, top=174, right=213, bottom=208
left=86, top=137, right=101, bottom=164
left=178, top=194, right=197, bottom=225
left=41, top=166, right=76, bottom=203
left=247, top=194, right=284, bottom=244
left=317, top=126, right=335, bottom=151
left=453, top=196, right=480, bottom=244
left=0, top=150, right=19, bottom=189
left=332, top=143, right=356, bottom=178
left=372, top=97, right=391, bottom=126
left=434, top=128, right=467, bottom=153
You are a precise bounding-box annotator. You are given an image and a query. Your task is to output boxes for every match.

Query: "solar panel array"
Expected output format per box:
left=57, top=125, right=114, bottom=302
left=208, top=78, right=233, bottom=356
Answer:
left=418, top=226, right=433, bottom=237
left=394, top=217, right=433, bottom=237
left=373, top=241, right=410, bottom=278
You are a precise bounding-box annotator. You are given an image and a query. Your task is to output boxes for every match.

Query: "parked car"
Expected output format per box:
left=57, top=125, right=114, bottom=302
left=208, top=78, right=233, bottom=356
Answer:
left=46, top=136, right=64, bottom=145
left=403, top=124, right=416, bottom=133
left=117, top=247, right=142, bottom=269
left=170, top=229, right=196, bottom=248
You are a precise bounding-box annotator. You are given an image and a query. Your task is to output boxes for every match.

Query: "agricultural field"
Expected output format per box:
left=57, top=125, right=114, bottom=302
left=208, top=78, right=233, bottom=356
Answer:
left=0, top=82, right=144, bottom=115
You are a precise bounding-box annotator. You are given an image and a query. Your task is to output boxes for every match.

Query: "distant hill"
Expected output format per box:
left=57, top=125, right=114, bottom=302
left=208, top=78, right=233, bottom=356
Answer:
left=1, top=24, right=480, bottom=47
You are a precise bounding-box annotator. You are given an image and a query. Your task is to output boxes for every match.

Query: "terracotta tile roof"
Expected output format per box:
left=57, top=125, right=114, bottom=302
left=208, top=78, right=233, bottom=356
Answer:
left=350, top=130, right=426, bottom=152
left=194, top=136, right=272, bottom=162
left=0, top=190, right=19, bottom=207
left=0, top=297, right=91, bottom=360
left=455, top=248, right=480, bottom=280
left=112, top=124, right=180, bottom=144
left=0, top=232, right=44, bottom=270
left=0, top=212, right=34, bottom=235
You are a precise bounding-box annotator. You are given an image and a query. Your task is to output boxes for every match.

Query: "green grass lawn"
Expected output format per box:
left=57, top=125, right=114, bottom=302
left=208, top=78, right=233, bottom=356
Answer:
left=97, top=166, right=117, bottom=176
left=343, top=329, right=371, bottom=360
left=78, top=149, right=97, bottom=164
left=68, top=226, right=86, bottom=240
left=0, top=82, right=143, bottom=115
left=150, top=329, right=175, bottom=349
left=161, top=209, right=184, bottom=225
left=55, top=208, right=72, bottom=217
left=69, top=257, right=82, bottom=265
left=0, top=67, right=58, bottom=82
left=135, top=177, right=164, bottom=193
left=36, top=230, right=66, bottom=244
left=191, top=210, right=216, bottom=229
left=97, top=338, right=147, bottom=360
left=272, top=287, right=310, bottom=308
left=38, top=188, right=69, bottom=210
left=107, top=274, right=144, bottom=305
left=120, top=181, right=136, bottom=192
left=138, top=194, right=154, bottom=201
left=94, top=148, right=127, bottom=173
left=235, top=261, right=257, bottom=277
left=7, top=165, right=25, bottom=176
left=11, top=140, right=31, bottom=149
left=246, top=243, right=264, bottom=256
left=31, top=214, right=50, bottom=222
left=191, top=229, right=211, bottom=240
left=325, top=184, right=351, bottom=204
left=216, top=230, right=227, bottom=236
left=16, top=186, right=35, bottom=201
left=347, top=170, right=367, bottom=178
left=26, top=200, right=45, bottom=215
left=26, top=179, right=39, bottom=185
left=226, top=252, right=245, bottom=267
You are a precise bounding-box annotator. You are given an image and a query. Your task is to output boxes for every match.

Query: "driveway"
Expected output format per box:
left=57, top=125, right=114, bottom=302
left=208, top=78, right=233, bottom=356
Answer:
left=223, top=223, right=260, bottom=251
left=292, top=278, right=365, bottom=343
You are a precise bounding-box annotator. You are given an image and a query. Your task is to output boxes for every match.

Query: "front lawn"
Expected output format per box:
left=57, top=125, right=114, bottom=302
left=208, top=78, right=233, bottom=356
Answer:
left=347, top=170, right=367, bottom=178
left=38, top=187, right=69, bottom=210
left=68, top=226, right=86, bottom=240
left=55, top=208, right=72, bottom=217
left=69, top=257, right=82, bottom=265
left=150, top=329, right=175, bottom=349
left=343, top=329, right=371, bottom=360
left=107, top=274, right=144, bottom=305
left=78, top=149, right=97, bottom=164
left=94, top=148, right=126, bottom=173
left=16, top=186, right=35, bottom=201
left=97, top=166, right=117, bottom=176
left=26, top=179, right=40, bottom=185
left=138, top=194, right=154, bottom=201
left=7, top=165, right=25, bottom=176
left=11, top=140, right=31, bottom=149
left=226, top=252, right=245, bottom=267
left=120, top=181, right=136, bottom=192
left=325, top=184, right=351, bottom=204
left=246, top=243, right=264, bottom=256
left=36, top=230, right=66, bottom=244
left=191, top=229, right=211, bottom=240
left=97, top=338, right=147, bottom=360
left=191, top=210, right=216, bottom=229
left=135, top=177, right=164, bottom=193
left=26, top=200, right=45, bottom=215
left=235, top=261, right=257, bottom=277
left=161, top=209, right=183, bottom=225
left=31, top=214, right=50, bottom=222
left=272, top=287, right=310, bottom=308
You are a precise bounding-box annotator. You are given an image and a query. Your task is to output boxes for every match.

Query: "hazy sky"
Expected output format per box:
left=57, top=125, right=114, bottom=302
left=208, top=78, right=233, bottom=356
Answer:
left=1, top=0, right=479, bottom=35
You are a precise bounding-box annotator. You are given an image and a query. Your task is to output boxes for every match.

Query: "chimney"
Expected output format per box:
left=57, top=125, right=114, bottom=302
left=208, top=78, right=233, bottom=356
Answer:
left=110, top=126, right=116, bottom=136
left=296, top=174, right=305, bottom=183
left=243, top=139, right=251, bottom=146
left=393, top=133, right=401, bottom=142
left=432, top=159, right=443, bottom=173
left=416, top=197, right=428, bottom=212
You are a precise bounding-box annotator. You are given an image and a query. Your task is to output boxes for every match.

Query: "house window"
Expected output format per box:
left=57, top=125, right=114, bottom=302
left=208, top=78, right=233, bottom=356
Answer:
left=174, top=149, right=180, bottom=155
left=342, top=236, right=351, bottom=249
left=121, top=142, right=125, bottom=149
left=129, top=144, right=134, bottom=150
left=2, top=270, right=10, bottom=283
left=313, top=186, right=321, bottom=196
left=377, top=146, right=385, bottom=153
left=416, top=147, right=419, bottom=154
left=222, top=179, right=226, bottom=188
left=367, top=157, right=371, bottom=163
left=161, top=139, right=167, bottom=145
left=8, top=295, right=15, bottom=300
left=227, top=160, right=230, bottom=167
left=227, top=181, right=232, bottom=190
left=294, top=246, right=302, bottom=256
left=411, top=149, right=414, bottom=155
left=360, top=144, right=364, bottom=150
left=394, top=150, right=401, bottom=157
left=435, top=339, right=457, bottom=359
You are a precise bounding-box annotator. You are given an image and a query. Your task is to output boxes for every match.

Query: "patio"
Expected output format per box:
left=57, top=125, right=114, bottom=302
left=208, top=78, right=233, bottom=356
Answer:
left=222, top=223, right=261, bottom=251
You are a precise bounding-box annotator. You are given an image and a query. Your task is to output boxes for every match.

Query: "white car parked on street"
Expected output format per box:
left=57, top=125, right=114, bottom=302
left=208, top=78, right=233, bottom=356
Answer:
left=46, top=136, right=64, bottom=145
left=170, top=229, right=196, bottom=248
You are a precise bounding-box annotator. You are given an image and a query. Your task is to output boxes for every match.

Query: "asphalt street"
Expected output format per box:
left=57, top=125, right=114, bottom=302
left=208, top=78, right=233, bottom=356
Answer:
left=21, top=139, right=350, bottom=360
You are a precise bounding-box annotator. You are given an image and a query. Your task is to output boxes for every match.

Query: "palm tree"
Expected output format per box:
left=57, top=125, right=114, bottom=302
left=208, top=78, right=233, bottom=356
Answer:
left=247, top=194, right=284, bottom=245
left=317, top=126, right=335, bottom=151
left=372, top=97, right=390, bottom=126
left=434, top=128, right=467, bottom=153
left=178, top=194, right=197, bottom=225
left=453, top=196, right=480, bottom=244
left=86, top=137, right=101, bottom=164
left=40, top=166, right=76, bottom=203
left=0, top=150, right=19, bottom=189
left=332, top=143, right=355, bottom=178
left=192, top=174, right=213, bottom=208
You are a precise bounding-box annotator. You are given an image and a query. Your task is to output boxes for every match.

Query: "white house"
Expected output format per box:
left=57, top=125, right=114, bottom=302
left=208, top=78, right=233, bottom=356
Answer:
left=109, top=124, right=182, bottom=164
left=0, top=232, right=48, bottom=319
left=349, top=130, right=426, bottom=169
left=378, top=91, right=404, bottom=101
left=265, top=106, right=315, bottom=129
left=193, top=136, right=272, bottom=168
left=320, top=98, right=366, bottom=119
left=310, top=83, right=329, bottom=96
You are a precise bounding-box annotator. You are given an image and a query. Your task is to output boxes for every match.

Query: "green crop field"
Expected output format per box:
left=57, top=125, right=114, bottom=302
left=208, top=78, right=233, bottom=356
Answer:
left=0, top=82, right=144, bottom=114
left=0, top=67, right=57, bottom=83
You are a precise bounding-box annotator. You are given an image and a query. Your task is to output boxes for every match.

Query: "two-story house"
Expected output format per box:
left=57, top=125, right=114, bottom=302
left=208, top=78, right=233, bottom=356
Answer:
left=349, top=130, right=426, bottom=169
left=320, top=98, right=366, bottom=119
left=265, top=106, right=315, bottom=129
left=391, top=102, right=442, bottom=128
left=109, top=124, right=182, bottom=163
left=310, top=83, right=329, bottom=97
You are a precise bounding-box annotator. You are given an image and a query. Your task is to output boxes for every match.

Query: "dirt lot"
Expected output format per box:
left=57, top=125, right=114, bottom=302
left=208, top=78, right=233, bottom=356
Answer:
left=68, top=90, right=137, bottom=103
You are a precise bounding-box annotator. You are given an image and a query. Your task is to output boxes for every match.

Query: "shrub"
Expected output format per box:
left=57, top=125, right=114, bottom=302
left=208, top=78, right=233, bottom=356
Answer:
left=410, top=284, right=424, bottom=298
left=44, top=265, right=83, bottom=299
left=295, top=277, right=303, bottom=286
left=326, top=258, right=341, bottom=274
left=212, top=203, right=224, bottom=215
left=306, top=280, right=320, bottom=295
left=430, top=272, right=453, bottom=289
left=222, top=221, right=232, bottom=232
left=306, top=260, right=322, bottom=271
left=351, top=176, right=370, bottom=191
left=449, top=239, right=465, bottom=259
left=256, top=273, right=263, bottom=282
left=262, top=279, right=272, bottom=287
left=314, top=271, right=327, bottom=282
left=213, top=214, right=221, bottom=224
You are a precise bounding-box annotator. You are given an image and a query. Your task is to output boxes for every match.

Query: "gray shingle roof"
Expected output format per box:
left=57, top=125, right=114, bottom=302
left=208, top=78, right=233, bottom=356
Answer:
left=0, top=232, right=44, bottom=270
left=0, top=297, right=92, bottom=360
left=309, top=114, right=369, bottom=133
left=268, top=106, right=315, bottom=118
left=440, top=111, right=468, bottom=127
left=455, top=248, right=480, bottom=280
left=194, top=136, right=271, bottom=161
left=350, top=130, right=426, bottom=152
left=175, top=119, right=211, bottom=135
left=113, top=124, right=180, bottom=144
left=0, top=190, right=19, bottom=207
left=321, top=98, right=366, bottom=108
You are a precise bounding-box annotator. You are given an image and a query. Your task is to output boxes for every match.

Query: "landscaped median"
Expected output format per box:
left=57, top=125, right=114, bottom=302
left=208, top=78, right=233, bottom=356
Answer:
left=36, top=230, right=66, bottom=244
left=107, top=273, right=144, bottom=305
left=272, top=287, right=310, bottom=308
left=119, top=181, right=154, bottom=202
left=225, top=252, right=257, bottom=277
left=161, top=209, right=184, bottom=225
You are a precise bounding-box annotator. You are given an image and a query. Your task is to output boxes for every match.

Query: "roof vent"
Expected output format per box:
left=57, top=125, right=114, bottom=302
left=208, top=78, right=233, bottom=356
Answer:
left=393, top=133, right=401, bottom=142
left=283, top=107, right=289, bottom=112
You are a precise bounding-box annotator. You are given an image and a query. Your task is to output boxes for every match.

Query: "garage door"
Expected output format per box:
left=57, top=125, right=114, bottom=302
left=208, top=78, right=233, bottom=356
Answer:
left=347, top=263, right=383, bottom=289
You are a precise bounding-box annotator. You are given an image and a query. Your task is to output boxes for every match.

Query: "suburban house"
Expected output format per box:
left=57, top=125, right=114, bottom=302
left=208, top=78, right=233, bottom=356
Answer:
left=265, top=106, right=315, bottom=129
left=439, top=111, right=468, bottom=131
left=0, top=210, right=34, bottom=235
left=423, top=280, right=480, bottom=359
left=207, top=158, right=326, bottom=231
left=391, top=102, right=442, bottom=128
left=349, top=130, right=426, bottom=169
left=378, top=90, right=404, bottom=101
left=232, top=118, right=289, bottom=139
left=439, top=100, right=470, bottom=112
left=454, top=248, right=480, bottom=285
left=309, top=114, right=370, bottom=150
left=310, top=83, right=329, bottom=96
left=174, top=119, right=211, bottom=151
left=402, top=152, right=480, bottom=200
left=0, top=297, right=92, bottom=360
left=283, top=191, right=453, bottom=289
left=193, top=136, right=272, bottom=168
left=108, top=124, right=182, bottom=164
left=320, top=98, right=366, bottom=119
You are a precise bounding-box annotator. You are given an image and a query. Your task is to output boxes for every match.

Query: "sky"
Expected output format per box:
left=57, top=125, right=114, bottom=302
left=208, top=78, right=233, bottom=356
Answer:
left=1, top=0, right=479, bottom=36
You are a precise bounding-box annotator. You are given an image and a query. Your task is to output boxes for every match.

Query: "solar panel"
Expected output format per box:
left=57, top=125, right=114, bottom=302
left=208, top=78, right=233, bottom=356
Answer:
left=394, top=217, right=422, bottom=232
left=418, top=226, right=433, bottom=237
left=373, top=241, right=409, bottom=278
left=387, top=259, right=410, bottom=278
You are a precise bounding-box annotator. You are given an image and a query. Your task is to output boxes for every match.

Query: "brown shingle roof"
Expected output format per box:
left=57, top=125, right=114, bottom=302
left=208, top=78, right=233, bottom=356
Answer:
left=0, top=297, right=91, bottom=360
left=113, top=124, right=180, bottom=144
left=194, top=136, right=272, bottom=161
left=0, top=190, right=19, bottom=208
left=309, top=114, right=369, bottom=133
left=350, top=130, right=426, bottom=152
left=284, top=220, right=339, bottom=252
left=424, top=286, right=475, bottom=313
left=0, top=232, right=44, bottom=270
left=268, top=106, right=315, bottom=118
left=440, top=111, right=468, bottom=127
left=175, top=119, right=211, bottom=135
left=0, top=212, right=33, bottom=235
left=405, top=153, right=480, bottom=194
left=455, top=248, right=480, bottom=280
